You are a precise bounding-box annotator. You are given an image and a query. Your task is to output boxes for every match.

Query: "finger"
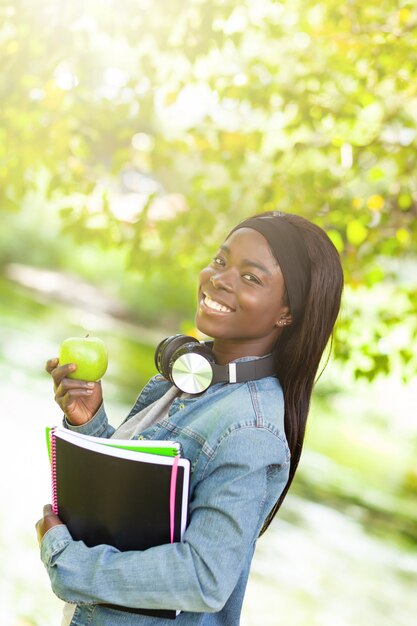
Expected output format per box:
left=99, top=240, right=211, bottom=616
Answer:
left=50, top=363, right=78, bottom=387
left=45, top=358, right=59, bottom=374
left=59, top=376, right=95, bottom=390
left=43, top=503, right=53, bottom=516
left=55, top=388, right=94, bottom=415
left=56, top=379, right=95, bottom=399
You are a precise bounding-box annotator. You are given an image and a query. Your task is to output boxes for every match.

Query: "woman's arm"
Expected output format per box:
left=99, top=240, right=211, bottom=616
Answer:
left=38, top=427, right=289, bottom=613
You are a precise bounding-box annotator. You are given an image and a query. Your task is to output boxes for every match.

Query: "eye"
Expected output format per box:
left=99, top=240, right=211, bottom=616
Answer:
left=242, top=273, right=261, bottom=285
left=212, top=255, right=225, bottom=267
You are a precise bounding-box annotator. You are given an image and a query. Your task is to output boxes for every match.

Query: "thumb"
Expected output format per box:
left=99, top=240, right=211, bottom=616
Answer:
left=43, top=503, right=54, bottom=516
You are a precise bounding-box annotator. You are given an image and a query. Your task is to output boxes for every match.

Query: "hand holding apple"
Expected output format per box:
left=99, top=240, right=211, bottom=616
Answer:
left=45, top=335, right=108, bottom=426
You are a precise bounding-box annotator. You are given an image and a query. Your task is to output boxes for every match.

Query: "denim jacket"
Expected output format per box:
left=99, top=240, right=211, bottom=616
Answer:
left=41, top=367, right=290, bottom=626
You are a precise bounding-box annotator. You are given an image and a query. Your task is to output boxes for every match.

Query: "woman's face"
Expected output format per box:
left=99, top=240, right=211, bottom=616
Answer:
left=196, top=228, right=291, bottom=357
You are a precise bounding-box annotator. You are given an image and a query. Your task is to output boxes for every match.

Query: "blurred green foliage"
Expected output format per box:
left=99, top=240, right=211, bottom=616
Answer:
left=1, top=8, right=417, bottom=623
left=1, top=0, right=417, bottom=378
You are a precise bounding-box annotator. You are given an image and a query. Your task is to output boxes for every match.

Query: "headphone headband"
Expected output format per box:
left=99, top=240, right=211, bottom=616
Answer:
left=210, top=353, right=276, bottom=384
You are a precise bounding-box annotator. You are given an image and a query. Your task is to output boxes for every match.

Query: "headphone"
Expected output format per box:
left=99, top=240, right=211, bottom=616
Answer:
left=155, top=334, right=276, bottom=395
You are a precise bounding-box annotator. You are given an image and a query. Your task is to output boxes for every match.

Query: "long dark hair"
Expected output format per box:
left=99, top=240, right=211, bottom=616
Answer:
left=260, top=212, right=344, bottom=534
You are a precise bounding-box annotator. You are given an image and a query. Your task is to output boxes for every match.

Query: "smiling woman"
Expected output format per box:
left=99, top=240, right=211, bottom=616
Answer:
left=37, top=210, right=343, bottom=626
left=197, top=228, right=290, bottom=356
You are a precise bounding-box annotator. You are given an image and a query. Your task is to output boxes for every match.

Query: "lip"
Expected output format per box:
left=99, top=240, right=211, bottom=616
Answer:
left=200, top=291, right=235, bottom=314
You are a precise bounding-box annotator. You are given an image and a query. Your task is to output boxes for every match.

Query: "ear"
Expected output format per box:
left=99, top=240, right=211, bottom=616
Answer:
left=275, top=313, right=293, bottom=328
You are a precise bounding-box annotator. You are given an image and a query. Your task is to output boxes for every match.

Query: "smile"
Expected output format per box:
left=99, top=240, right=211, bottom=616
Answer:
left=203, top=294, right=234, bottom=313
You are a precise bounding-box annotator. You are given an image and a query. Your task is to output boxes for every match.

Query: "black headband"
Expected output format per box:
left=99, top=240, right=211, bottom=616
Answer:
left=230, top=213, right=311, bottom=324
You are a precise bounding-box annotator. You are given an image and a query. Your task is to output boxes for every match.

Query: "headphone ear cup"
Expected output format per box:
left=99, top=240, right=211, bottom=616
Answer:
left=154, top=336, right=171, bottom=373
left=155, top=335, right=199, bottom=380
left=170, top=342, right=216, bottom=393
left=169, top=342, right=215, bottom=370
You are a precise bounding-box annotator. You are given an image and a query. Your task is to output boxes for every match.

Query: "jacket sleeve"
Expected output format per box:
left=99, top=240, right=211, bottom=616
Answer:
left=63, top=375, right=172, bottom=437
left=63, top=403, right=115, bottom=438
left=40, top=426, right=289, bottom=613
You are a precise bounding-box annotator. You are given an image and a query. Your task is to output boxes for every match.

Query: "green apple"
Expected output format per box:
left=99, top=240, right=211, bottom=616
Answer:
left=59, top=335, right=108, bottom=382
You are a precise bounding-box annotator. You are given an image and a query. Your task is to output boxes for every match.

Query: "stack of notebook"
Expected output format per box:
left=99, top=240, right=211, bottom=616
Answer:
left=47, top=426, right=190, bottom=619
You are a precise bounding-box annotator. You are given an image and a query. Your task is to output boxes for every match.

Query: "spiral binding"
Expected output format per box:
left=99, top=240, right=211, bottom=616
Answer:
left=169, top=455, right=179, bottom=544
left=50, top=427, right=58, bottom=515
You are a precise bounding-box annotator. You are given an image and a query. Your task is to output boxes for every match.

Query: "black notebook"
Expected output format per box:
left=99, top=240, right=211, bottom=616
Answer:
left=47, top=426, right=190, bottom=619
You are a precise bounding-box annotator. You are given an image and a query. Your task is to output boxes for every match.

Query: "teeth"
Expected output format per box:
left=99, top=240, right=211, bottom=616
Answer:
left=204, top=295, right=232, bottom=313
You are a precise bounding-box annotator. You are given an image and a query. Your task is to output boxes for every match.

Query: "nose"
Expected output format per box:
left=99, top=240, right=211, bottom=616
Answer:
left=210, top=270, right=234, bottom=292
